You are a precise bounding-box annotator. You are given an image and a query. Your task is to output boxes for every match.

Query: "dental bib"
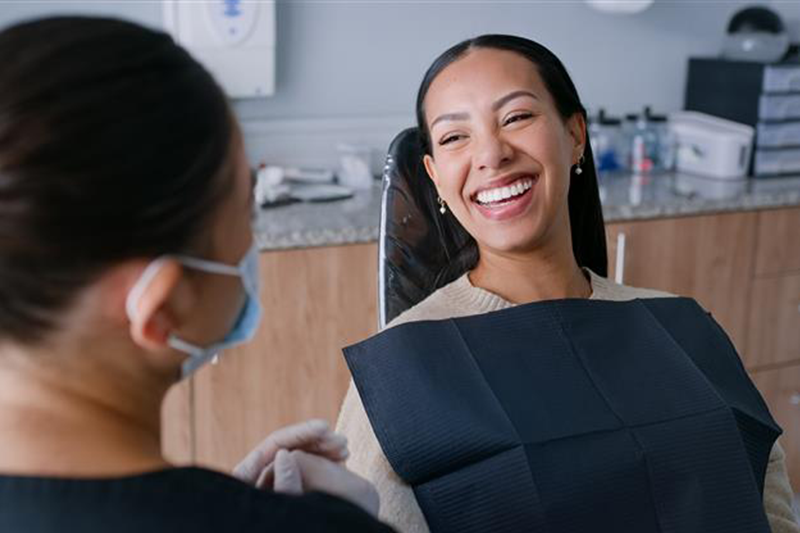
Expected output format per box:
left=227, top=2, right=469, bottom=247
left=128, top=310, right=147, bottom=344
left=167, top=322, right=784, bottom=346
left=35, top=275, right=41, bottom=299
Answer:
left=344, top=298, right=779, bottom=533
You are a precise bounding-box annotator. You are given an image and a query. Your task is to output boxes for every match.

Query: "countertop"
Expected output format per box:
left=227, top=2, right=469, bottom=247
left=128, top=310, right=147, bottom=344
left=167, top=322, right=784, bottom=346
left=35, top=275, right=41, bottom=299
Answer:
left=254, top=172, right=800, bottom=252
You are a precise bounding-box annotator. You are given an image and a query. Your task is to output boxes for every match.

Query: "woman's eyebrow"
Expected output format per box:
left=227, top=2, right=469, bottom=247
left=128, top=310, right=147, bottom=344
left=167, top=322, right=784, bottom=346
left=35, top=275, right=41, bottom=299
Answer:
left=430, top=111, right=469, bottom=130
left=430, top=90, right=539, bottom=129
left=492, top=90, right=538, bottom=111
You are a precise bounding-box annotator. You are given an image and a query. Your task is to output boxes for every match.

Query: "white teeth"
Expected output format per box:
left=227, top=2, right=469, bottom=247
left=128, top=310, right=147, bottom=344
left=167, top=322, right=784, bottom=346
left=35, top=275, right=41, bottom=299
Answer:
left=476, top=178, right=534, bottom=205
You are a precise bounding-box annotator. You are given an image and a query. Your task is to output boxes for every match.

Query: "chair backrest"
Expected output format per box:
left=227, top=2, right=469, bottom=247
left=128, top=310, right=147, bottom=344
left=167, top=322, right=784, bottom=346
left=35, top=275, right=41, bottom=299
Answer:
left=378, top=128, right=475, bottom=328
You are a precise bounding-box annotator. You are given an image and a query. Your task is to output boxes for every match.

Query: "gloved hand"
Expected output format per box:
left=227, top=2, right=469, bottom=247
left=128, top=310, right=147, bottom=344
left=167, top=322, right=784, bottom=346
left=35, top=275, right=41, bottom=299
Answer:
left=268, top=449, right=381, bottom=517
left=232, top=419, right=349, bottom=486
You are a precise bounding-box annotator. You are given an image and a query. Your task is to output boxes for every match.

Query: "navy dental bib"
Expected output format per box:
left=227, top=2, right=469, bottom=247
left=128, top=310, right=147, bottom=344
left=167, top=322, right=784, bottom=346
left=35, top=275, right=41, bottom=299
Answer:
left=344, top=298, right=780, bottom=533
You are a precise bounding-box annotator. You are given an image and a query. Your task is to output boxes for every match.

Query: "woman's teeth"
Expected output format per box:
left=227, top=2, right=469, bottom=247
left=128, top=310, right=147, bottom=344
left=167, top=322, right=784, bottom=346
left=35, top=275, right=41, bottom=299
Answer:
left=475, top=178, right=534, bottom=205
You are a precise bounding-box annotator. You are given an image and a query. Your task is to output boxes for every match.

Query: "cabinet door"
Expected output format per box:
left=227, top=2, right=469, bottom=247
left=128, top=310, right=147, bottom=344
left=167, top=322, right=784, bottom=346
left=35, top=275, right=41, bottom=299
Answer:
left=606, top=212, right=758, bottom=355
left=161, top=379, right=193, bottom=464
left=747, top=273, right=800, bottom=368
left=754, top=208, right=800, bottom=277
left=752, top=365, right=800, bottom=489
left=191, top=244, right=378, bottom=471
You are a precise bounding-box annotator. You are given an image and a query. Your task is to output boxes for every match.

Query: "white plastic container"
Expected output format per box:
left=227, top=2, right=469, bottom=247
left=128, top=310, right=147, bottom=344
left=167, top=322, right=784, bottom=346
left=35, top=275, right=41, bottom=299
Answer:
left=669, top=111, right=754, bottom=179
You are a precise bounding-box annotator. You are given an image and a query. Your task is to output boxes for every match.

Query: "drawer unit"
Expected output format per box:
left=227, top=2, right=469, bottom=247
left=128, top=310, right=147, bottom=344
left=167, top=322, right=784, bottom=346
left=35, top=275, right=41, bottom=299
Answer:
left=755, top=148, right=800, bottom=175
left=757, top=122, right=800, bottom=148
left=763, top=64, right=800, bottom=92
left=760, top=94, right=800, bottom=121
left=686, top=58, right=800, bottom=176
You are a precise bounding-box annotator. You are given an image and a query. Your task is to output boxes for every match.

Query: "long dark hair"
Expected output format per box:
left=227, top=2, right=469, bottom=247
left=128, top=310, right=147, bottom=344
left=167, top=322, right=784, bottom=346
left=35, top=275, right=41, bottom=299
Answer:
left=0, top=17, right=234, bottom=344
left=415, top=34, right=607, bottom=279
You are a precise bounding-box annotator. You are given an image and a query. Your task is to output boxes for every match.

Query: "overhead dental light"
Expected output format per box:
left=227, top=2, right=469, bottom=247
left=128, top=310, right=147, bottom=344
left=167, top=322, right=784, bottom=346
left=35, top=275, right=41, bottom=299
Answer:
left=585, top=0, right=654, bottom=15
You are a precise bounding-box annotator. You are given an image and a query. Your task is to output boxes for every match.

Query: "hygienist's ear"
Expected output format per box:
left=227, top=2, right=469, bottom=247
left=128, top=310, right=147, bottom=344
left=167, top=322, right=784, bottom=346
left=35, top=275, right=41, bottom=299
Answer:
left=126, top=259, right=183, bottom=352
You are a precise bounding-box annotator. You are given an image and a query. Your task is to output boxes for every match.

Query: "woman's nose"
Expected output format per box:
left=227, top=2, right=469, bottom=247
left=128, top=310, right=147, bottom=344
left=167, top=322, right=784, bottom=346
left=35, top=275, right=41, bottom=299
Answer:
left=474, top=133, right=514, bottom=172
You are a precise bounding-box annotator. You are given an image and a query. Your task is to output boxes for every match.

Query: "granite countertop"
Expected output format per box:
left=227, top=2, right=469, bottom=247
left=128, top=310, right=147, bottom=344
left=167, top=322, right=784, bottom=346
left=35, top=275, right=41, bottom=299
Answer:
left=254, top=172, right=800, bottom=252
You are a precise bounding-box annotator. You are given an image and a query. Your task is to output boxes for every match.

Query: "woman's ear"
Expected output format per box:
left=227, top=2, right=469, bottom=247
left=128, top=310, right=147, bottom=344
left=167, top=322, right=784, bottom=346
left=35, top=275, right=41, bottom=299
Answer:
left=423, top=153, right=441, bottom=190
left=126, top=259, right=183, bottom=352
left=567, top=113, right=587, bottom=163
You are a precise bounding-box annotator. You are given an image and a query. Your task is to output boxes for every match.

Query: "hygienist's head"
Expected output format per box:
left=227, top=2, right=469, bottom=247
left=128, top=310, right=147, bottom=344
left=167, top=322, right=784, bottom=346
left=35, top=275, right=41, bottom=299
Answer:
left=0, top=17, right=255, bottom=382
left=417, top=35, right=607, bottom=275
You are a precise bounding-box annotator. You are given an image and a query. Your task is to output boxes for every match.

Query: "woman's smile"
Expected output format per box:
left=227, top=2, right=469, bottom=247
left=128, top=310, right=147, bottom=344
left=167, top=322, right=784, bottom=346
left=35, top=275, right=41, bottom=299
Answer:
left=471, top=173, right=538, bottom=221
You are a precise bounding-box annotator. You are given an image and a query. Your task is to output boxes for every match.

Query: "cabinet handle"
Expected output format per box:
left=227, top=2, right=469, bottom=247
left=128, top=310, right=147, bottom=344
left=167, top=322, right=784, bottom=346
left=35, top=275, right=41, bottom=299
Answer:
left=790, top=393, right=800, bottom=406
left=615, top=232, right=626, bottom=285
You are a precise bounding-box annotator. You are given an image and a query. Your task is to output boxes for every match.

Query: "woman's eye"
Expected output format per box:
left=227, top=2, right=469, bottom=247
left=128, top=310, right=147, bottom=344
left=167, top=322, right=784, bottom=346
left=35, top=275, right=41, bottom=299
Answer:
left=504, top=113, right=533, bottom=126
left=440, top=134, right=465, bottom=146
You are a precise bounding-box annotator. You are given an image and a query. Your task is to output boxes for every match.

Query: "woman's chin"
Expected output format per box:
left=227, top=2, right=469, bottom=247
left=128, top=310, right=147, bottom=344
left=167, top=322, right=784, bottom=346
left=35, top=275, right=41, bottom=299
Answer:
left=477, top=232, right=544, bottom=257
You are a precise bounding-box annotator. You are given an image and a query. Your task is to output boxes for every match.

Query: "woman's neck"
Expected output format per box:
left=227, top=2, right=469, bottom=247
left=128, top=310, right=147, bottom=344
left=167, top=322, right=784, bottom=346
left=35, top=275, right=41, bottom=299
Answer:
left=0, top=346, right=171, bottom=478
left=469, top=244, right=591, bottom=305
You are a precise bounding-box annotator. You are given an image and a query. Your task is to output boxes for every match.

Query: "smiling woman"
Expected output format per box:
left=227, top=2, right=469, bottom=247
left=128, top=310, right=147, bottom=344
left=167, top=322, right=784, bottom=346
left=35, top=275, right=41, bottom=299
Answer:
left=412, top=35, right=607, bottom=306
left=336, top=34, right=800, bottom=533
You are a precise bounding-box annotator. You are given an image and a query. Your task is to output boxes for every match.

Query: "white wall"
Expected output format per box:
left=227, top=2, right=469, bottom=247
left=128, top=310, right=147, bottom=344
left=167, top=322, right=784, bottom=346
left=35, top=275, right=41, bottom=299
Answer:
left=2, top=0, right=798, bottom=166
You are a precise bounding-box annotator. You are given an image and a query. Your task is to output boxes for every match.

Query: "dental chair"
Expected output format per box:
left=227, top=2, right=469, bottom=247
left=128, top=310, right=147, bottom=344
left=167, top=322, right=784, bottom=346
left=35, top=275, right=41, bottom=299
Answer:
left=377, top=128, right=476, bottom=328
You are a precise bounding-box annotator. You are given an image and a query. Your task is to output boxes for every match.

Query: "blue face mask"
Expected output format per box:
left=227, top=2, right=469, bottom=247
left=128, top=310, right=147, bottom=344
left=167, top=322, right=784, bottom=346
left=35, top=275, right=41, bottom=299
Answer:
left=126, top=243, right=263, bottom=379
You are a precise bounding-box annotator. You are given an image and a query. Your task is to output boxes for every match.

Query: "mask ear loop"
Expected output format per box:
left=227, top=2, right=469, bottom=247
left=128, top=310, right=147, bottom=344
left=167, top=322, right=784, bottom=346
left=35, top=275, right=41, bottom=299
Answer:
left=172, top=255, right=242, bottom=277
left=125, top=257, right=169, bottom=322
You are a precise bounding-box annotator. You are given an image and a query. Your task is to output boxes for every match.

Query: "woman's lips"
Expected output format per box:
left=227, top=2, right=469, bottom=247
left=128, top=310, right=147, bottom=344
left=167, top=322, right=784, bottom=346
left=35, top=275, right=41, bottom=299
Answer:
left=472, top=176, right=537, bottom=222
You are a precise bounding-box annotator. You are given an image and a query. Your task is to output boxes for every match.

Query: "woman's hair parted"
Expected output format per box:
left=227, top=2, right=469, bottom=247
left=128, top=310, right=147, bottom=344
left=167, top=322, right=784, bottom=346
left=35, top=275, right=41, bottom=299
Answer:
left=414, top=34, right=608, bottom=279
left=0, top=17, right=234, bottom=344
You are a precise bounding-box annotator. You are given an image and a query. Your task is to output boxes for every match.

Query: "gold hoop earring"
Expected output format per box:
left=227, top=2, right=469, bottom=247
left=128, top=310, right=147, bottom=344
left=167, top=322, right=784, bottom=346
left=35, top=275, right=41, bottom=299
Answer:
left=437, top=196, right=447, bottom=215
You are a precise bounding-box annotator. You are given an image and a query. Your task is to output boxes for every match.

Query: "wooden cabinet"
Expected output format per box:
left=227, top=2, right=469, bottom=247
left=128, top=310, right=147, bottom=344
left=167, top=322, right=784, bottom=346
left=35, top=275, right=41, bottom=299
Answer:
left=754, top=208, right=800, bottom=276
left=606, top=212, right=758, bottom=354
left=752, top=366, right=800, bottom=485
left=162, top=243, right=378, bottom=470
left=607, top=207, right=800, bottom=486
left=161, top=380, right=192, bottom=465
left=747, top=274, right=800, bottom=368
left=747, top=208, right=800, bottom=369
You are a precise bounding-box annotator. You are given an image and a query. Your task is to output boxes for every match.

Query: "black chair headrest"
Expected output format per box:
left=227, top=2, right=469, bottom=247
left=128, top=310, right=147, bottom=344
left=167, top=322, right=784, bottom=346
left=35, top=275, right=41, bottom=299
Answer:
left=378, top=128, right=476, bottom=327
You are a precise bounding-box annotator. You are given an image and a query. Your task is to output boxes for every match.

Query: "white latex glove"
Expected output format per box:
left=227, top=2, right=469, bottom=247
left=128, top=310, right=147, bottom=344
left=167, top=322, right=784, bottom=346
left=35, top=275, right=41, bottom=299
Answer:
left=232, top=419, right=349, bottom=486
left=267, top=449, right=381, bottom=518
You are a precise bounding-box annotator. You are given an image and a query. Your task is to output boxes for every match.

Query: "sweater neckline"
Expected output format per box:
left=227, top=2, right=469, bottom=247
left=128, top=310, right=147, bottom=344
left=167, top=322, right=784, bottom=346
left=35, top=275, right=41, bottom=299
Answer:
left=444, top=268, right=612, bottom=313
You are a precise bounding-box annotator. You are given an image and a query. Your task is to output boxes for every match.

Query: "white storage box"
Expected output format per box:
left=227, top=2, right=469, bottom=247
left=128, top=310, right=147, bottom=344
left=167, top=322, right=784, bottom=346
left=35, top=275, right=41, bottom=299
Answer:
left=669, top=111, right=754, bottom=179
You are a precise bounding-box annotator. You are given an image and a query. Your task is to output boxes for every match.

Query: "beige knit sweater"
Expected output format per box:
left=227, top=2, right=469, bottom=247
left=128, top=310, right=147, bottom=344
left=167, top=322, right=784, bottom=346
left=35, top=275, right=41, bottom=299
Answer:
left=337, top=269, right=799, bottom=533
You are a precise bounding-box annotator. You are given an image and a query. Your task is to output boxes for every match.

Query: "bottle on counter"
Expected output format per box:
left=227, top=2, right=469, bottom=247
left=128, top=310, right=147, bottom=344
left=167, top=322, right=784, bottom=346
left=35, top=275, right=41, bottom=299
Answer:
left=620, top=113, right=639, bottom=173
left=589, top=108, right=624, bottom=177
left=645, top=108, right=676, bottom=173
left=624, top=106, right=674, bottom=174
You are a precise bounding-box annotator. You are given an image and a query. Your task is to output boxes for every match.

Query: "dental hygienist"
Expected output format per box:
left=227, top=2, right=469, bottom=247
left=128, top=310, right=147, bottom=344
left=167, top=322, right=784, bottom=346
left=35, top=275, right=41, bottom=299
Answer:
left=0, top=16, right=393, bottom=532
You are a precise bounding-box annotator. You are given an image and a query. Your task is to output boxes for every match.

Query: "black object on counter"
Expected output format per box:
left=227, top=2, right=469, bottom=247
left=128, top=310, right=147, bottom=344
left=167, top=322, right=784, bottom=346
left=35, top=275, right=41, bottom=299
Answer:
left=345, top=297, right=780, bottom=533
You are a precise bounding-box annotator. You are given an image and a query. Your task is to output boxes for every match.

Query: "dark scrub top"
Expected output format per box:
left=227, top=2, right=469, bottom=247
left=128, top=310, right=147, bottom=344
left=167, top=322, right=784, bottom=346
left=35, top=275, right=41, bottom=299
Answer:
left=0, top=466, right=395, bottom=532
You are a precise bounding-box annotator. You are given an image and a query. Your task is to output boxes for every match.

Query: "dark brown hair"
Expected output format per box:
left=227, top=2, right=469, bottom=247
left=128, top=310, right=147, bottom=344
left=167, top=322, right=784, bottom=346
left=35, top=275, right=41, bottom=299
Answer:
left=0, top=17, right=234, bottom=344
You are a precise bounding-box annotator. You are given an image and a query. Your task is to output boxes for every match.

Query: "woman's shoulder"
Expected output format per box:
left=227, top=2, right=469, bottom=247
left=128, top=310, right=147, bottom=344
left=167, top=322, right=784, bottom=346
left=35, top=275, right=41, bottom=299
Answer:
left=385, top=287, right=459, bottom=329
left=385, top=273, right=511, bottom=329
left=586, top=269, right=676, bottom=302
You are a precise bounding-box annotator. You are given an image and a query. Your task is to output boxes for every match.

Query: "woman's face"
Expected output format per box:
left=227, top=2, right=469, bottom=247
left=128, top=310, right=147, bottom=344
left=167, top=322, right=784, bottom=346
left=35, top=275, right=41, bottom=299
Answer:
left=423, top=48, right=585, bottom=256
left=173, top=136, right=256, bottom=348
